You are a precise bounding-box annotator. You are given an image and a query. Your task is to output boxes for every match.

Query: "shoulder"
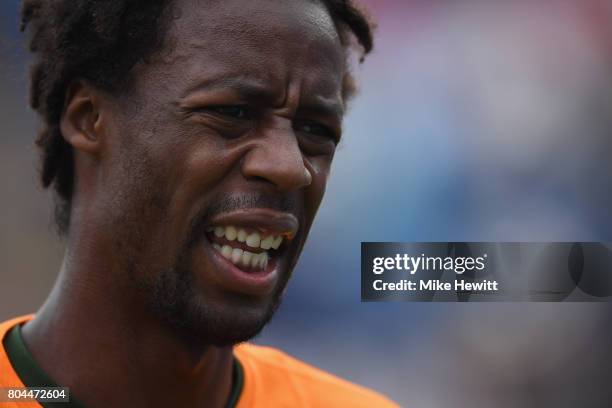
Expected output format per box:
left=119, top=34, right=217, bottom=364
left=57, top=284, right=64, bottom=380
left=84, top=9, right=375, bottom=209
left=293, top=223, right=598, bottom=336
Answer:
left=234, top=343, right=398, bottom=408
left=0, top=315, right=33, bottom=389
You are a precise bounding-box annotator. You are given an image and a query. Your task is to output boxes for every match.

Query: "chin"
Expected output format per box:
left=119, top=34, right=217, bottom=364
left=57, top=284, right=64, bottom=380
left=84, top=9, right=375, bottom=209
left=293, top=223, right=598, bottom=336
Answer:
left=180, top=295, right=282, bottom=347
left=149, top=264, right=283, bottom=347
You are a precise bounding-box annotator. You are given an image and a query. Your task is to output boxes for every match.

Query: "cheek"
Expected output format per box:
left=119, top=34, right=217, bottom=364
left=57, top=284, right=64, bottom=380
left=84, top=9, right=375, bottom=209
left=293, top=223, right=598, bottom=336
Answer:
left=169, top=137, right=243, bottom=209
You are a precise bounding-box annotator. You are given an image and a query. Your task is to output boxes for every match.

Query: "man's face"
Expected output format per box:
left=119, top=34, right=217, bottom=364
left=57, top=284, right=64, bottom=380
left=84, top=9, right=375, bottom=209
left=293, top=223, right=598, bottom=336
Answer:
left=96, top=0, right=346, bottom=345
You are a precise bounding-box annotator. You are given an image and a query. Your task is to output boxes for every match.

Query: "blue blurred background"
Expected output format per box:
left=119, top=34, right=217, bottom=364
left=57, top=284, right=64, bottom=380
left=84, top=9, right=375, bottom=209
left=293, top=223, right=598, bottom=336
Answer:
left=2, top=1, right=612, bottom=406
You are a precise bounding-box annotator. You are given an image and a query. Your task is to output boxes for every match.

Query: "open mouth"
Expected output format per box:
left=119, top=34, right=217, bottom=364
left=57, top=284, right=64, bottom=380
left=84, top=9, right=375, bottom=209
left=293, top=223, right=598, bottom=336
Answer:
left=198, top=208, right=299, bottom=296
left=206, top=225, right=290, bottom=273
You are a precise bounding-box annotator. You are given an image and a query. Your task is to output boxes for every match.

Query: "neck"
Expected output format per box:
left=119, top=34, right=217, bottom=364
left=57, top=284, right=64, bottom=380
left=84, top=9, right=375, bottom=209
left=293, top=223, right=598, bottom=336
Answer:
left=21, top=238, right=234, bottom=408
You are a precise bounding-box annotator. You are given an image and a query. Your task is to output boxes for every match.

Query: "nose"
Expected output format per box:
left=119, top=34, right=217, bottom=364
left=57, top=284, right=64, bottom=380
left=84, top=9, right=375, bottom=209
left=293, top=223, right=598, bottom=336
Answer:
left=241, top=118, right=312, bottom=191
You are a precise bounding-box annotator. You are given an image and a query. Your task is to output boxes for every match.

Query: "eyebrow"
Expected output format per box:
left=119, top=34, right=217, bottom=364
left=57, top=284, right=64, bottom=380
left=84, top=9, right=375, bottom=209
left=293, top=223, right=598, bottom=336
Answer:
left=183, top=75, right=345, bottom=121
left=298, top=96, right=344, bottom=123
left=182, top=76, right=278, bottom=103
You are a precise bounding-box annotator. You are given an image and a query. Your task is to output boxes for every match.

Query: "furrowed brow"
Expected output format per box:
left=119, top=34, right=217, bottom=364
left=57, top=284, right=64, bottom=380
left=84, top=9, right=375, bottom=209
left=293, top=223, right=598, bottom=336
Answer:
left=298, top=96, right=344, bottom=123
left=182, top=76, right=278, bottom=103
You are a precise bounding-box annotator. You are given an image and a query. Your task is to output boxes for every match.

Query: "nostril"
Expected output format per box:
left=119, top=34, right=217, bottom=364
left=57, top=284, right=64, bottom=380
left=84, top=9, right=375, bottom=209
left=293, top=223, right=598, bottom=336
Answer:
left=248, top=175, right=270, bottom=184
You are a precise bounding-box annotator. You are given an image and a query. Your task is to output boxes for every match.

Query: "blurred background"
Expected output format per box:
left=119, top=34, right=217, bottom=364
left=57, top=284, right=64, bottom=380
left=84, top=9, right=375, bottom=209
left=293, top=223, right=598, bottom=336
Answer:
left=2, top=0, right=612, bottom=406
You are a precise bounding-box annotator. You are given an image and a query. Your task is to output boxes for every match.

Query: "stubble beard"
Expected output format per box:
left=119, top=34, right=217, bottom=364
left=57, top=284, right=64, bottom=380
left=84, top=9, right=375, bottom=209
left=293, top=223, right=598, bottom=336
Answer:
left=146, top=240, right=286, bottom=347
left=113, top=148, right=291, bottom=347
left=113, top=192, right=287, bottom=348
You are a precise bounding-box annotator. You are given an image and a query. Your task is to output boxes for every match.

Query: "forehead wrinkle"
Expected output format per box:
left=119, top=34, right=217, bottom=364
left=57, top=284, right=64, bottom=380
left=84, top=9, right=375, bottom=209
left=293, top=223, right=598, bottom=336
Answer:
left=141, top=0, right=348, bottom=113
left=185, top=0, right=340, bottom=44
left=171, top=0, right=342, bottom=62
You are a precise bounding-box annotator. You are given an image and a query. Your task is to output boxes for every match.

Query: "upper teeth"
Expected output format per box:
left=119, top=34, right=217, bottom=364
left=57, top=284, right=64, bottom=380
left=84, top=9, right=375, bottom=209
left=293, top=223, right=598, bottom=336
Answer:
left=212, top=226, right=283, bottom=250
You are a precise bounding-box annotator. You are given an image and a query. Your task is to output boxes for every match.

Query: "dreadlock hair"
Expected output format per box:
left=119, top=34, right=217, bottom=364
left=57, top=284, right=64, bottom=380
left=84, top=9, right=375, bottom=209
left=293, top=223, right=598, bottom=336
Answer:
left=20, top=0, right=375, bottom=235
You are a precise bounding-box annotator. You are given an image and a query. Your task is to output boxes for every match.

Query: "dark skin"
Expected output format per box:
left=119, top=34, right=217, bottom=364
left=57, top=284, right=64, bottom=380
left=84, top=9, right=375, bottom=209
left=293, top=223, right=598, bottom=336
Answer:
left=20, top=0, right=348, bottom=407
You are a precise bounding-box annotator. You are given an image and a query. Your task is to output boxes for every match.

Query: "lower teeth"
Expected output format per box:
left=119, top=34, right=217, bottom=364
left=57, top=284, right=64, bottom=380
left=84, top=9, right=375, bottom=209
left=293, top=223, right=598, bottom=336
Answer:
left=213, top=244, right=268, bottom=270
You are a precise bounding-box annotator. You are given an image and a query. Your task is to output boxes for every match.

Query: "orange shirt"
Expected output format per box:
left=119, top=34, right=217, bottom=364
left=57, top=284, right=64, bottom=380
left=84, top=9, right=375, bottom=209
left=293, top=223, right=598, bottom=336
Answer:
left=0, top=316, right=397, bottom=407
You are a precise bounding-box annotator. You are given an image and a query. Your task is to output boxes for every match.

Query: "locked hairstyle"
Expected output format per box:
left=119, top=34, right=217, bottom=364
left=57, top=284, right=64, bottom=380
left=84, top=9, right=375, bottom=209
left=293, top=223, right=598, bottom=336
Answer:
left=20, top=0, right=374, bottom=235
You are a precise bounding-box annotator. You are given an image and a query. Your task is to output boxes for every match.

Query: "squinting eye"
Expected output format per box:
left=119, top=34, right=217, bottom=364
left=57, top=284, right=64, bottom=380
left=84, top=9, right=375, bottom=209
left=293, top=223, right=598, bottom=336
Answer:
left=209, top=106, right=249, bottom=119
left=295, top=122, right=338, bottom=143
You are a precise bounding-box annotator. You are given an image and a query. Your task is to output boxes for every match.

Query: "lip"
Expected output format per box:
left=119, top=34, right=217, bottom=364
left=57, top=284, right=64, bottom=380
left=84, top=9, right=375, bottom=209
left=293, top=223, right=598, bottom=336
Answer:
left=208, top=208, right=299, bottom=238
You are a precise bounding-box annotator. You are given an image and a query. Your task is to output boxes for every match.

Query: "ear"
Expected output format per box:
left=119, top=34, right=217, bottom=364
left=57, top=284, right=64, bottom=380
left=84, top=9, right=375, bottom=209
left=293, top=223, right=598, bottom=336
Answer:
left=60, top=80, right=106, bottom=155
